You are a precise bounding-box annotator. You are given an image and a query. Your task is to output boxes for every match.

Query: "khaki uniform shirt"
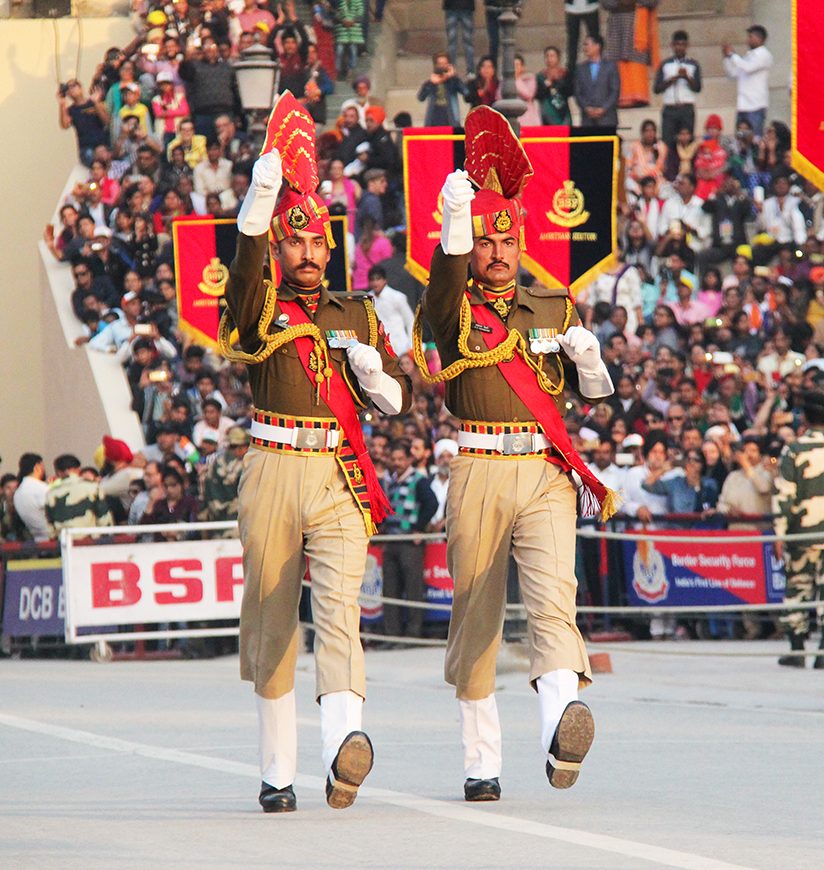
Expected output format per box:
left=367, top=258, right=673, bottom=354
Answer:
left=422, top=246, right=601, bottom=422
left=225, top=233, right=412, bottom=417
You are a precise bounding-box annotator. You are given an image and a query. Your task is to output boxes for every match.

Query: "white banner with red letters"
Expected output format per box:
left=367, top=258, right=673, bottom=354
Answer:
left=64, top=538, right=245, bottom=639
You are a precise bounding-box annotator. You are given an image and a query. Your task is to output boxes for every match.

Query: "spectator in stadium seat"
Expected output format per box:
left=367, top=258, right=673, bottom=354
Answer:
left=118, top=83, right=152, bottom=138
left=57, top=79, right=110, bottom=167
left=299, top=43, right=334, bottom=126
left=277, top=30, right=308, bottom=95
left=622, top=432, right=670, bottom=525
left=179, top=37, right=241, bottom=138
left=334, top=0, right=365, bottom=79
left=335, top=105, right=368, bottom=167
left=656, top=173, right=705, bottom=250
left=0, top=473, right=27, bottom=542
left=151, top=71, right=190, bottom=149
left=187, top=369, right=228, bottom=420
left=574, top=34, right=620, bottom=128
left=752, top=173, right=807, bottom=267
left=466, top=55, right=499, bottom=110
left=98, top=437, right=143, bottom=521
left=166, top=118, right=209, bottom=168
left=535, top=46, right=573, bottom=125
left=202, top=426, right=250, bottom=522
left=698, top=176, right=752, bottom=275
left=355, top=169, right=387, bottom=240
left=380, top=440, right=439, bottom=640
left=46, top=454, right=113, bottom=538
left=653, top=29, right=701, bottom=146
left=627, top=119, right=668, bottom=196
left=192, top=398, right=236, bottom=448
left=142, top=466, right=199, bottom=538
left=70, top=259, right=116, bottom=320
left=367, top=265, right=415, bottom=357
left=353, top=219, right=393, bottom=291
left=722, top=24, right=773, bottom=138
left=194, top=139, right=233, bottom=196
left=642, top=448, right=719, bottom=515
left=443, top=0, right=476, bottom=79
left=429, top=437, right=459, bottom=533
left=12, top=454, right=50, bottom=542
left=89, top=290, right=143, bottom=353
left=418, top=52, right=467, bottom=127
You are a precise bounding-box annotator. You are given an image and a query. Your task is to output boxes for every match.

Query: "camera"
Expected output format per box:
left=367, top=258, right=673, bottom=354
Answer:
left=435, top=65, right=449, bottom=75
left=148, top=370, right=170, bottom=383
left=134, top=323, right=154, bottom=336
left=59, top=82, right=69, bottom=97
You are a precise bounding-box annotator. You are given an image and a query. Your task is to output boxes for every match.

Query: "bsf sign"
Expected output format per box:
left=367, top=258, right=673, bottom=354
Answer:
left=64, top=539, right=245, bottom=640
left=2, top=559, right=65, bottom=638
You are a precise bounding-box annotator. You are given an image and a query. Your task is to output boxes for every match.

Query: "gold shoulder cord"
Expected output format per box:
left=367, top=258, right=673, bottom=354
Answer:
left=218, top=279, right=333, bottom=402
left=361, top=296, right=379, bottom=347
left=412, top=287, right=573, bottom=397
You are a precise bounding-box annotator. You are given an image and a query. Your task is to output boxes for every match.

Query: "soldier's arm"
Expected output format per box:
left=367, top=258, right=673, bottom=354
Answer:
left=422, top=245, right=470, bottom=344
left=772, top=449, right=796, bottom=540
left=559, top=303, right=614, bottom=403
left=371, top=308, right=413, bottom=414
left=224, top=233, right=271, bottom=351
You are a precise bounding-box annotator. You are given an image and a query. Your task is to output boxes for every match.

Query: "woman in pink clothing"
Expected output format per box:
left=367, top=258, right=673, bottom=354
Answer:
left=151, top=73, right=190, bottom=149
left=497, top=54, right=541, bottom=127
left=322, top=158, right=361, bottom=234
left=627, top=119, right=668, bottom=194
left=352, top=218, right=393, bottom=291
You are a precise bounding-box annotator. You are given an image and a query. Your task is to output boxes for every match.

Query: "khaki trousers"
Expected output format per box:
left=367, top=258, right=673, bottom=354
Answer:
left=238, top=447, right=368, bottom=701
left=444, top=455, right=592, bottom=700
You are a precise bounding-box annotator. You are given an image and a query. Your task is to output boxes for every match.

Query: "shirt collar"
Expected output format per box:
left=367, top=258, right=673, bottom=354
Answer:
left=277, top=280, right=343, bottom=309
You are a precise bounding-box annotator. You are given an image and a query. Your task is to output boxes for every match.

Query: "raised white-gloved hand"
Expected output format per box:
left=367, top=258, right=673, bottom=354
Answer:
left=346, top=342, right=403, bottom=414
left=237, top=150, right=283, bottom=236
left=440, top=169, right=475, bottom=256
left=556, top=325, right=614, bottom=399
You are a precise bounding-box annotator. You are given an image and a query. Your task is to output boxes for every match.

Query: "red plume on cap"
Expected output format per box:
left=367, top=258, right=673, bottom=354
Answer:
left=464, top=106, right=533, bottom=199
left=262, top=90, right=335, bottom=248
left=464, top=106, right=533, bottom=249
left=260, top=90, right=318, bottom=193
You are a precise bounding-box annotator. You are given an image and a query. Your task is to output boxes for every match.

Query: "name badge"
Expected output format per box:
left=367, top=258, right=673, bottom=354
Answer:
left=471, top=322, right=493, bottom=333
left=325, top=329, right=359, bottom=349
left=528, top=327, right=560, bottom=354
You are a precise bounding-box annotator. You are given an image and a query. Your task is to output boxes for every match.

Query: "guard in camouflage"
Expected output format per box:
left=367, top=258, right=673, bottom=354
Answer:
left=45, top=454, right=113, bottom=538
left=772, top=391, right=824, bottom=669
left=202, top=426, right=250, bottom=522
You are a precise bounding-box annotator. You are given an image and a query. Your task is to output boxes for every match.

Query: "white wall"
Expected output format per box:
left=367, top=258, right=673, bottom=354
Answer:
left=0, top=15, right=133, bottom=475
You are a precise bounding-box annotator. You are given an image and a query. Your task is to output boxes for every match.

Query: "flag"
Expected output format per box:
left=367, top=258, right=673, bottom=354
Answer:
left=174, top=216, right=352, bottom=350
left=402, top=127, right=465, bottom=285
left=792, top=0, right=824, bottom=188
left=173, top=218, right=238, bottom=350
left=520, top=126, right=619, bottom=292
left=402, top=125, right=618, bottom=292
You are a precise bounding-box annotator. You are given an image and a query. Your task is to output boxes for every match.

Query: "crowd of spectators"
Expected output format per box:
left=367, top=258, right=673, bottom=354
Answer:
left=8, top=3, right=822, bottom=643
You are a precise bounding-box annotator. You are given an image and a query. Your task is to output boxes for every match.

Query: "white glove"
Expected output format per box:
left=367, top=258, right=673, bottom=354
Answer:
left=346, top=342, right=403, bottom=414
left=556, top=325, right=614, bottom=399
left=440, top=169, right=475, bottom=256
left=347, top=342, right=382, bottom=390
left=237, top=151, right=283, bottom=236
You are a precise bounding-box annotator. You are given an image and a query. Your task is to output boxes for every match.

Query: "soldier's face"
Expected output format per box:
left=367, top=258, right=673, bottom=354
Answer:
left=470, top=232, right=520, bottom=288
left=275, top=232, right=330, bottom=288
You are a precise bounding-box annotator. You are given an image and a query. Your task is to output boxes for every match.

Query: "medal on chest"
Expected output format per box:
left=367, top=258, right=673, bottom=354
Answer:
left=325, top=329, right=358, bottom=349
left=528, top=327, right=560, bottom=354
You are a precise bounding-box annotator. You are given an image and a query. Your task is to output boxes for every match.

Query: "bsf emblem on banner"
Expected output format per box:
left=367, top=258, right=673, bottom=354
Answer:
left=198, top=257, right=229, bottom=297
left=287, top=205, right=310, bottom=230
left=546, top=180, right=590, bottom=228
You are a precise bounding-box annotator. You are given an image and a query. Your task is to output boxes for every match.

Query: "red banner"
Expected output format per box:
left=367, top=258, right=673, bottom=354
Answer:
left=174, top=216, right=352, bottom=349
left=173, top=218, right=239, bottom=350
left=792, top=0, right=824, bottom=188
left=403, top=126, right=618, bottom=292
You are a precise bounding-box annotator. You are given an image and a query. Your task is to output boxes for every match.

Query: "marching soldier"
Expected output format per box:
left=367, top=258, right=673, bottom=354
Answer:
left=202, top=426, right=250, bottom=522
left=417, top=106, right=616, bottom=801
left=773, top=390, right=824, bottom=669
left=46, top=454, right=113, bottom=538
left=220, top=93, right=412, bottom=813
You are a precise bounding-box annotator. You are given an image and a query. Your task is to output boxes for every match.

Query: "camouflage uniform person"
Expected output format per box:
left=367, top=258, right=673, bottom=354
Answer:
left=773, top=391, right=824, bottom=668
left=46, top=454, right=113, bottom=538
left=203, top=426, right=250, bottom=523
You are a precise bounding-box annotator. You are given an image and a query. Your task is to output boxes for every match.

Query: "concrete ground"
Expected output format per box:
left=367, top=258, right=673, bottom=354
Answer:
left=1, top=640, right=823, bottom=870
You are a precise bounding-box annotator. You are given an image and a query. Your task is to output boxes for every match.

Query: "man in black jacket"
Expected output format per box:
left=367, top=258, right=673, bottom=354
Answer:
left=698, top=176, right=753, bottom=275
left=179, top=38, right=240, bottom=139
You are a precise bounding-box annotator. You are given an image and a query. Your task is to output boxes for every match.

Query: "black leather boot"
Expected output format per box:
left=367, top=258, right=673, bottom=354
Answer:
left=778, top=633, right=805, bottom=668
left=464, top=777, right=501, bottom=801
left=259, top=782, right=297, bottom=813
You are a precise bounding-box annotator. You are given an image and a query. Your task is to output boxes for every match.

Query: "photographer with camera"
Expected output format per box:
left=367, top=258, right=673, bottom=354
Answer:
left=57, top=80, right=110, bottom=168
left=417, top=51, right=467, bottom=126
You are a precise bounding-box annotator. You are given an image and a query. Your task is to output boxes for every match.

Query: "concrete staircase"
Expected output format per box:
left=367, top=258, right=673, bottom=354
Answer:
left=366, top=0, right=790, bottom=138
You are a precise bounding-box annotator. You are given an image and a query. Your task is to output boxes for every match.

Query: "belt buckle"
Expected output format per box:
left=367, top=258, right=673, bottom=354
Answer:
left=501, top=432, right=532, bottom=455
left=294, top=427, right=325, bottom=450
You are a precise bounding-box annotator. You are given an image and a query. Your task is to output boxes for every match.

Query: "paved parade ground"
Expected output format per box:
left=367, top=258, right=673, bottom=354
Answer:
left=1, top=641, right=823, bottom=869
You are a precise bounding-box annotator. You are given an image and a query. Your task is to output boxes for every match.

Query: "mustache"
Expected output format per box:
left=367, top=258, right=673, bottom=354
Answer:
left=297, top=260, right=321, bottom=270
left=487, top=260, right=507, bottom=267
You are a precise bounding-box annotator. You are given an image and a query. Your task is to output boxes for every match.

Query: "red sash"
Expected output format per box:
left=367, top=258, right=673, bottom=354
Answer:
left=277, top=299, right=392, bottom=531
left=470, top=297, right=614, bottom=519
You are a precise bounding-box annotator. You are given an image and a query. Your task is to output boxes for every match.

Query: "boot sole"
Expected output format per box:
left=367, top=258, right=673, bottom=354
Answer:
left=547, top=702, right=595, bottom=790
left=326, top=731, right=374, bottom=810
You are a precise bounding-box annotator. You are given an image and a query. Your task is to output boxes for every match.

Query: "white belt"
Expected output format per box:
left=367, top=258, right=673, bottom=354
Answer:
left=457, top=430, right=551, bottom=455
left=251, top=419, right=340, bottom=449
